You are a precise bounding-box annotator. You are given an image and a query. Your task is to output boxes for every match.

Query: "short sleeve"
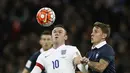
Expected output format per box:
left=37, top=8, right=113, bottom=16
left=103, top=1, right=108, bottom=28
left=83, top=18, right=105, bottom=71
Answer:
left=36, top=53, right=45, bottom=67
left=100, top=47, right=115, bottom=63
left=72, top=47, right=82, bottom=60
left=25, top=51, right=40, bottom=71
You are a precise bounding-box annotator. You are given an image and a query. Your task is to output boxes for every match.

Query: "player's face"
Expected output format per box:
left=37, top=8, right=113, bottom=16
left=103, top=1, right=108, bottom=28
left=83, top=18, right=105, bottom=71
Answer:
left=40, top=35, right=52, bottom=51
left=52, top=27, right=67, bottom=44
left=91, top=26, right=106, bottom=45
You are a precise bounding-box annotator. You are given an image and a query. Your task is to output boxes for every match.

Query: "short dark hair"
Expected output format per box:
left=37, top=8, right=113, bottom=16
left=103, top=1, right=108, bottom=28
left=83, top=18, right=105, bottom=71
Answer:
left=94, top=22, right=111, bottom=38
left=54, top=24, right=65, bottom=29
left=41, top=30, right=51, bottom=36
left=54, top=24, right=68, bottom=34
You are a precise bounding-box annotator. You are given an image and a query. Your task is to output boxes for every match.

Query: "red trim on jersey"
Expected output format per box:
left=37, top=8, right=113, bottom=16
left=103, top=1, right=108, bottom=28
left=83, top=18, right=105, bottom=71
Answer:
left=36, top=62, right=44, bottom=70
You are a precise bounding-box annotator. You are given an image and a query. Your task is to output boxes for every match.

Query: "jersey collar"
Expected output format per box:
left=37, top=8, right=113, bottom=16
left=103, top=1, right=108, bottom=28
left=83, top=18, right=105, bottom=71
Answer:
left=40, top=48, right=44, bottom=53
left=58, top=44, right=65, bottom=49
left=54, top=44, right=65, bottom=50
left=91, top=41, right=107, bottom=50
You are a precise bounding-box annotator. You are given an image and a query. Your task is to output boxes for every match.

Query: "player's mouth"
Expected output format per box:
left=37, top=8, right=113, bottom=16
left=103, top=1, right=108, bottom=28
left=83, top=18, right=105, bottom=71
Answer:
left=45, top=44, right=48, bottom=46
left=91, top=36, right=94, bottom=39
left=55, top=36, right=58, bottom=39
left=91, top=37, right=93, bottom=40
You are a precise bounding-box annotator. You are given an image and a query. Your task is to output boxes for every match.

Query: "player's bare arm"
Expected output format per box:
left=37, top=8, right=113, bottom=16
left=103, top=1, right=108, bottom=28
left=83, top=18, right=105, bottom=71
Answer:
left=73, top=52, right=82, bottom=65
left=22, top=68, right=29, bottom=73
left=88, top=59, right=109, bottom=73
left=74, top=52, right=90, bottom=73
left=74, top=56, right=91, bottom=73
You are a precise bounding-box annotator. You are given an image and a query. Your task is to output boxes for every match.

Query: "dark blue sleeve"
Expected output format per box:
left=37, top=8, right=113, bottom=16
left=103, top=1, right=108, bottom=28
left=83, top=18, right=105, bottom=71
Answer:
left=25, top=51, right=40, bottom=72
left=100, top=46, right=115, bottom=63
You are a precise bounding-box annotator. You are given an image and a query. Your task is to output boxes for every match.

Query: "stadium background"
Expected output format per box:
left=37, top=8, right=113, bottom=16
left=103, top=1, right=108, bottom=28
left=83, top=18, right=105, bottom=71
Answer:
left=0, top=0, right=130, bottom=73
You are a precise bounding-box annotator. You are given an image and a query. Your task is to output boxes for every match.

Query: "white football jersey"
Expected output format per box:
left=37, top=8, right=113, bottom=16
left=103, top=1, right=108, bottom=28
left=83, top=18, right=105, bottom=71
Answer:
left=36, top=44, right=81, bottom=73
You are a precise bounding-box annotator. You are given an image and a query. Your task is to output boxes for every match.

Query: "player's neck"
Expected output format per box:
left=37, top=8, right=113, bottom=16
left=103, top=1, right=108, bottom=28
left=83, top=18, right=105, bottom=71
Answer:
left=93, top=39, right=105, bottom=46
left=42, top=47, right=48, bottom=51
left=53, top=42, right=65, bottom=49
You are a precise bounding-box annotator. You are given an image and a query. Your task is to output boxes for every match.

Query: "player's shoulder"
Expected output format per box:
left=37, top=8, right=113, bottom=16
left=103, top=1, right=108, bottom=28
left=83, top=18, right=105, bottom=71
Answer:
left=101, top=44, right=115, bottom=55
left=34, top=50, right=41, bottom=55
left=103, top=44, right=114, bottom=51
left=64, top=45, right=78, bottom=51
left=40, top=48, right=44, bottom=53
left=39, top=48, right=55, bottom=57
left=65, top=45, right=77, bottom=48
left=30, top=50, right=41, bottom=59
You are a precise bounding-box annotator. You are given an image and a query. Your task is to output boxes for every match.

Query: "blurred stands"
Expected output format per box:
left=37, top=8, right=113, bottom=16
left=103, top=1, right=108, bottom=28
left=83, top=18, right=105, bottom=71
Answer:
left=0, top=0, right=130, bottom=73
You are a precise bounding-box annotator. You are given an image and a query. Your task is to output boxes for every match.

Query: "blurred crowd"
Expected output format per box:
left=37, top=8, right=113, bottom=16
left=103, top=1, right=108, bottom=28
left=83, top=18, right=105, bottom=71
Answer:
left=0, top=0, right=130, bottom=73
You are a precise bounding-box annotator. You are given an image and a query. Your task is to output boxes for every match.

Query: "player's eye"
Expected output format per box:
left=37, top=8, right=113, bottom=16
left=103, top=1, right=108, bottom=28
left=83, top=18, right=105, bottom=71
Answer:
left=94, top=30, right=98, bottom=33
left=53, top=30, right=57, bottom=33
left=47, top=38, right=50, bottom=41
left=59, top=30, right=62, bottom=33
left=43, top=38, right=46, bottom=40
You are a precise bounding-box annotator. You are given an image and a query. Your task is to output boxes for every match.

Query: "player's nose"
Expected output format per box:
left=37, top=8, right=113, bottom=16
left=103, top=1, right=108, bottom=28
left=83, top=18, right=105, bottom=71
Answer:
left=55, top=33, right=59, bottom=36
left=91, top=32, right=94, bottom=36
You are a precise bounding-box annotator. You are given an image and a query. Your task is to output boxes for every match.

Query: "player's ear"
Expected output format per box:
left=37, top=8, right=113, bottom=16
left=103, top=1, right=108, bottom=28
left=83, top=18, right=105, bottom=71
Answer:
left=39, top=39, right=42, bottom=45
left=64, top=35, right=68, bottom=40
left=103, top=33, right=107, bottom=39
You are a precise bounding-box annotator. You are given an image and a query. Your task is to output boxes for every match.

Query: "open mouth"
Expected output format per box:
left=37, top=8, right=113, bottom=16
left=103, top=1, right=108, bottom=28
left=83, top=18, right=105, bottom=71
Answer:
left=91, top=37, right=93, bottom=40
left=55, top=36, right=58, bottom=38
left=45, top=44, right=48, bottom=46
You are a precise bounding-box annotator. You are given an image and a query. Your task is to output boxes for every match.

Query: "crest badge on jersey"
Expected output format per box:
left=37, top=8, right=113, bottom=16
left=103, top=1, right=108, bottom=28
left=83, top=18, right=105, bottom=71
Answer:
left=96, top=53, right=99, bottom=59
left=61, top=50, right=66, bottom=55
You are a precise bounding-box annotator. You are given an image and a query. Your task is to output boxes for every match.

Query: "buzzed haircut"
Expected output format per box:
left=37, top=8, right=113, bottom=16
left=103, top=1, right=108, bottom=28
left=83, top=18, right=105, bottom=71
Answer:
left=54, top=25, right=65, bottom=29
left=94, top=22, right=111, bottom=38
left=41, top=30, right=51, bottom=36
left=54, top=24, right=68, bottom=35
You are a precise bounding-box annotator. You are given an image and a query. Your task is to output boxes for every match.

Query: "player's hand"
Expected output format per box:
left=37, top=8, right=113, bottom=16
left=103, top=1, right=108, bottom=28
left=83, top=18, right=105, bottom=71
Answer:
left=81, top=57, right=89, bottom=64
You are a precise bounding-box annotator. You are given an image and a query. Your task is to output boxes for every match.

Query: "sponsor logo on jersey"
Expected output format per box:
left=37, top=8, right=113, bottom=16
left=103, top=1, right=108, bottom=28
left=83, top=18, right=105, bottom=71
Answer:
left=96, top=53, right=99, bottom=59
left=45, top=55, right=50, bottom=58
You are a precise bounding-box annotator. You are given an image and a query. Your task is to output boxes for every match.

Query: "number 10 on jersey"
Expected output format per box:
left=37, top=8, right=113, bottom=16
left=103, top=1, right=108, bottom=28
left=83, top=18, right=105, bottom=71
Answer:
left=52, top=60, right=59, bottom=69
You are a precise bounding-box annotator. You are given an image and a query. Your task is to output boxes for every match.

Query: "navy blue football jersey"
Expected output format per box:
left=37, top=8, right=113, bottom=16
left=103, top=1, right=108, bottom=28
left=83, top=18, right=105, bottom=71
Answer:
left=25, top=50, right=45, bottom=73
left=87, top=44, right=115, bottom=73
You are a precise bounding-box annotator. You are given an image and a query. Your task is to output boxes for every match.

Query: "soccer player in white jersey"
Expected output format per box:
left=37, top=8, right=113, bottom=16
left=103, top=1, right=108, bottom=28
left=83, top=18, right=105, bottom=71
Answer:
left=22, top=31, right=53, bottom=73
left=31, top=25, right=84, bottom=73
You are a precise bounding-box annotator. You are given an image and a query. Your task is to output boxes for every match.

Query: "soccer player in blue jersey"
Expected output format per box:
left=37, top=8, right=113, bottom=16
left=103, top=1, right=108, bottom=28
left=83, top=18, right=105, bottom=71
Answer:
left=22, top=31, right=53, bottom=73
left=81, top=22, right=115, bottom=73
